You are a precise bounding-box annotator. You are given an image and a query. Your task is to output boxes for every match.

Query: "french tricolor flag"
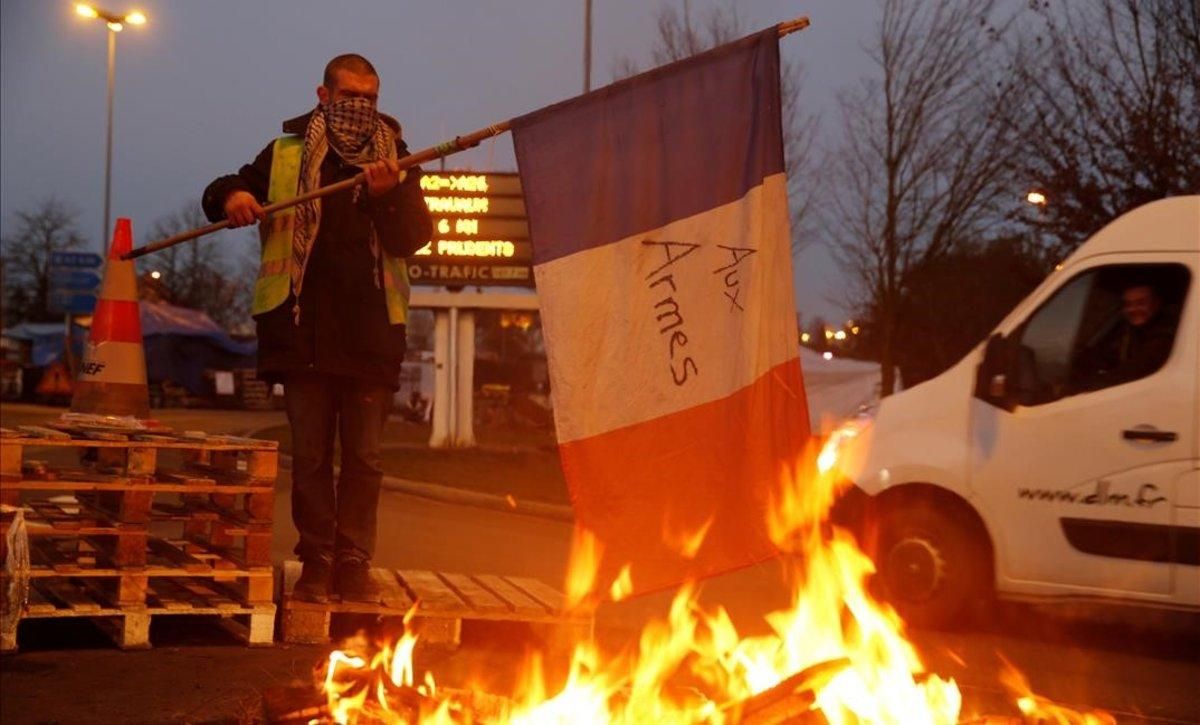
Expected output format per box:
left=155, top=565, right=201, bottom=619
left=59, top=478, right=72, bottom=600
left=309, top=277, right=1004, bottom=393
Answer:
left=513, top=29, right=810, bottom=595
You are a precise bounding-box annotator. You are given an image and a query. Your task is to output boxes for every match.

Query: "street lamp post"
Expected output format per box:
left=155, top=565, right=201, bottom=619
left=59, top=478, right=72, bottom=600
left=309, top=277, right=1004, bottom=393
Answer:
left=74, top=4, right=146, bottom=254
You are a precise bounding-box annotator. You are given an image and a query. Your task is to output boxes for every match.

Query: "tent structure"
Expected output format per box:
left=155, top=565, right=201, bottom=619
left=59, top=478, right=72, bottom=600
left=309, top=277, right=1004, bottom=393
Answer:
left=0, top=322, right=87, bottom=368
left=2, top=302, right=255, bottom=397
left=134, top=301, right=256, bottom=395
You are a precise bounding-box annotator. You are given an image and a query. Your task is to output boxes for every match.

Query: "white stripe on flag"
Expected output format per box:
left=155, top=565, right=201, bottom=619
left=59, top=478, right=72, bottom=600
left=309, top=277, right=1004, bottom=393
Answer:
left=535, top=173, right=796, bottom=443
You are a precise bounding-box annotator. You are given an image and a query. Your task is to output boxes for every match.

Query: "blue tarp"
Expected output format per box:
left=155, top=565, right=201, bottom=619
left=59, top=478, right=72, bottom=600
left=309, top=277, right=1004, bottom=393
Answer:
left=1, top=322, right=86, bottom=367
left=2, top=302, right=257, bottom=395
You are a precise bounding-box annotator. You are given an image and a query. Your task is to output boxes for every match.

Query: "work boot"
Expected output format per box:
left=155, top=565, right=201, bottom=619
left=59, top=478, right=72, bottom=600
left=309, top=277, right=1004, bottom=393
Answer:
left=293, top=557, right=333, bottom=603
left=334, top=558, right=380, bottom=603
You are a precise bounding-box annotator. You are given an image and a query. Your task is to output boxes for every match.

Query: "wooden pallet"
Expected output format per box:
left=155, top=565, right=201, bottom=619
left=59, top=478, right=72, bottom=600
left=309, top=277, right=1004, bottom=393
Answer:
left=2, top=575, right=275, bottom=652
left=1, top=422, right=279, bottom=650
left=3, top=531, right=275, bottom=604
left=0, top=425, right=278, bottom=517
left=277, top=561, right=594, bottom=647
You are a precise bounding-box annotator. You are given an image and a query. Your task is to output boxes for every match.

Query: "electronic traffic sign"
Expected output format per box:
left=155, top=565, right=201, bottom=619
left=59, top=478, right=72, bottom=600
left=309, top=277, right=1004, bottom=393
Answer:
left=412, top=171, right=533, bottom=288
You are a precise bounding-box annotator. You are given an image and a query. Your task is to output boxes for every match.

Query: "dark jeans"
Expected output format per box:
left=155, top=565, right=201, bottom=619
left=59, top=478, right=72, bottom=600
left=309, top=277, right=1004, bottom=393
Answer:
left=284, top=371, right=392, bottom=563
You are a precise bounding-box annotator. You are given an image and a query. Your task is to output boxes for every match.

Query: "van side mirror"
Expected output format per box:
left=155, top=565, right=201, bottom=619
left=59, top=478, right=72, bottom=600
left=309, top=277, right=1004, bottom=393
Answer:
left=974, top=333, right=1016, bottom=411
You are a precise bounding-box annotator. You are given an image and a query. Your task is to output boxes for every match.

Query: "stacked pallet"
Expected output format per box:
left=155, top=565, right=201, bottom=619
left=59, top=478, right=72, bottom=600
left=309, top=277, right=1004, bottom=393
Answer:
left=0, top=421, right=279, bottom=651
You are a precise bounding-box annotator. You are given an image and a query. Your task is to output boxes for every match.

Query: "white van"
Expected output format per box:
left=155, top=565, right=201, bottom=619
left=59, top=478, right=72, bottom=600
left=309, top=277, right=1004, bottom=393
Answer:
left=825, top=196, right=1199, bottom=626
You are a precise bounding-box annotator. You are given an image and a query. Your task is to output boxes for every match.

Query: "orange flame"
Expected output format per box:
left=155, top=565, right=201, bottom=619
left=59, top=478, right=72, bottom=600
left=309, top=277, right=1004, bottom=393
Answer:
left=1000, top=655, right=1116, bottom=725
left=563, top=525, right=603, bottom=610
left=320, top=442, right=1113, bottom=723
left=608, top=564, right=633, bottom=602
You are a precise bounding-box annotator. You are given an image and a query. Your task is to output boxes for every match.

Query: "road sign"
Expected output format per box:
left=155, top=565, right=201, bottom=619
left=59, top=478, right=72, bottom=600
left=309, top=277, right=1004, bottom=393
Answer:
left=415, top=171, right=533, bottom=288
left=48, top=250, right=103, bottom=315
left=49, top=269, right=103, bottom=290
left=49, top=251, right=104, bottom=269
left=48, top=290, right=98, bottom=315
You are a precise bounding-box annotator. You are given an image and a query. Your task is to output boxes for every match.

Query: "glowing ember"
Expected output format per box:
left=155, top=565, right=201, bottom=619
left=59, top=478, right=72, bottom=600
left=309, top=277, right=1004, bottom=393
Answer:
left=319, top=446, right=1112, bottom=723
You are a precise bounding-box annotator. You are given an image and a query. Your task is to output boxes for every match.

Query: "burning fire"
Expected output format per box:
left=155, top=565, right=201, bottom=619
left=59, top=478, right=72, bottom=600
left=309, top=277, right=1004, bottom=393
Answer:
left=319, top=447, right=1109, bottom=723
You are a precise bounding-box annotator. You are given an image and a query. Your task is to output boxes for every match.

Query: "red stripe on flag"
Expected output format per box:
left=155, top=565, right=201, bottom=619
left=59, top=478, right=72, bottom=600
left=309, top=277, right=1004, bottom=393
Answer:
left=89, top=299, right=143, bottom=343
left=559, top=357, right=811, bottom=596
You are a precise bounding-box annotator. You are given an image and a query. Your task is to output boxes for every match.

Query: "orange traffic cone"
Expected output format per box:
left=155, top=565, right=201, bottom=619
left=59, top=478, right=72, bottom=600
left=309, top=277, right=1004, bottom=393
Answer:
left=70, top=218, right=150, bottom=418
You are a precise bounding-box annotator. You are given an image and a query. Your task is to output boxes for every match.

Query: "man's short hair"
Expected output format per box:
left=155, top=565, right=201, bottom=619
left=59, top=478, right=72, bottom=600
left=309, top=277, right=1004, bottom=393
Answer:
left=1120, top=276, right=1158, bottom=297
left=324, top=54, right=378, bottom=88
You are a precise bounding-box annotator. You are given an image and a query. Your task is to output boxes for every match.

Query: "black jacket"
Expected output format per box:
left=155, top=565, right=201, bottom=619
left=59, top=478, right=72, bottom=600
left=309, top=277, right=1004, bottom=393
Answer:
left=203, top=111, right=432, bottom=388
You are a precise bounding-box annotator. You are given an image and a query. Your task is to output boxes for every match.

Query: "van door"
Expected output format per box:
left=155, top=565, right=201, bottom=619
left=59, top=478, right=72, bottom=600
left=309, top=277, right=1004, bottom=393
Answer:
left=970, top=258, right=1197, bottom=602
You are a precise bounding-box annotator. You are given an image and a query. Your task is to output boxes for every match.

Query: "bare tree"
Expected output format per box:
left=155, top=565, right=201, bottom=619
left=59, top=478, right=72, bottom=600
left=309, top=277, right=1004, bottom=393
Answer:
left=0, top=197, right=87, bottom=325
left=827, top=0, right=1026, bottom=395
left=139, top=203, right=255, bottom=329
left=611, top=2, right=819, bottom=252
left=1011, top=0, right=1200, bottom=258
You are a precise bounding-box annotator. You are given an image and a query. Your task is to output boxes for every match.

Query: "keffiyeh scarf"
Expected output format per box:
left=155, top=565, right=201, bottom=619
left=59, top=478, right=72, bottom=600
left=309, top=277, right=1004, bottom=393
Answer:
left=289, top=97, right=397, bottom=322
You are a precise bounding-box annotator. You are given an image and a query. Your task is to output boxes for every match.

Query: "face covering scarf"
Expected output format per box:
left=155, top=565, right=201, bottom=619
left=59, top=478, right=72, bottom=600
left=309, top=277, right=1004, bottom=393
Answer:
left=288, top=97, right=398, bottom=323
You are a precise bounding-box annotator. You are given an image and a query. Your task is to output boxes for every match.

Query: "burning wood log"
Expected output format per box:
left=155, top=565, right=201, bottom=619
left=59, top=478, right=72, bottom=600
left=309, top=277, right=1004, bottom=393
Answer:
left=262, top=681, right=515, bottom=724
left=725, top=657, right=851, bottom=725
left=260, top=684, right=329, bottom=723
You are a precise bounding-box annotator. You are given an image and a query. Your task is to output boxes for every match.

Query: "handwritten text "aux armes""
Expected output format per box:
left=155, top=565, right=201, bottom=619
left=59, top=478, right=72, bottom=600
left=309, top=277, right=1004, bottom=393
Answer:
left=642, top=240, right=758, bottom=386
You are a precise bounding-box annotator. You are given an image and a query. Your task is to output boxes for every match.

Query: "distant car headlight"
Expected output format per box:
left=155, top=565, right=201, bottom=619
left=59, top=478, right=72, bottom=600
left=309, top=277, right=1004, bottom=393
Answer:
left=817, top=409, right=875, bottom=474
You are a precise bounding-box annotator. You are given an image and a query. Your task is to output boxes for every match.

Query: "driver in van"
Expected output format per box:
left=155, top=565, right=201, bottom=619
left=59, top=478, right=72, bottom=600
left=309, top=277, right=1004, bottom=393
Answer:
left=1077, top=279, right=1176, bottom=389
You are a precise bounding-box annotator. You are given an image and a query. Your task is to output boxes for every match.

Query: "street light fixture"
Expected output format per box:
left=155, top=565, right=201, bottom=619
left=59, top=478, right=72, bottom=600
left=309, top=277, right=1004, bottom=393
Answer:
left=73, top=3, right=148, bottom=254
left=1026, top=190, right=1047, bottom=206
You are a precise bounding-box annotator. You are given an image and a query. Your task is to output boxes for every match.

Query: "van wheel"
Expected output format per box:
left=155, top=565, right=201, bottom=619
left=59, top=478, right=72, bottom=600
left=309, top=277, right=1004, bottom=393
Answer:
left=873, top=501, right=986, bottom=629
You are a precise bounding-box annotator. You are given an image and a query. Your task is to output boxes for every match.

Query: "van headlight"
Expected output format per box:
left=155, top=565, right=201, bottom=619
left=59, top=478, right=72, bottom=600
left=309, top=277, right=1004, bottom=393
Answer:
left=817, top=410, right=875, bottom=474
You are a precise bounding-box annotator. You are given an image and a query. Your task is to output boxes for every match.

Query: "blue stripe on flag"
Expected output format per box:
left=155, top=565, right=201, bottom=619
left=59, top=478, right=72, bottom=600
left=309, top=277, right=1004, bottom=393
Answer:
left=513, top=29, right=784, bottom=265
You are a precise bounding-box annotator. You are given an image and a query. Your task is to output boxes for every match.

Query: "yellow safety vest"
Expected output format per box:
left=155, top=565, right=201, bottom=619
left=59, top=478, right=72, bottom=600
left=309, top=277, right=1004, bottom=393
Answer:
left=253, top=135, right=411, bottom=325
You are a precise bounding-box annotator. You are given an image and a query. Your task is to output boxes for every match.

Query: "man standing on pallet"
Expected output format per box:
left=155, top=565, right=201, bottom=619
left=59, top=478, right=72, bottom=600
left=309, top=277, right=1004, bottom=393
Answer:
left=202, top=54, right=432, bottom=602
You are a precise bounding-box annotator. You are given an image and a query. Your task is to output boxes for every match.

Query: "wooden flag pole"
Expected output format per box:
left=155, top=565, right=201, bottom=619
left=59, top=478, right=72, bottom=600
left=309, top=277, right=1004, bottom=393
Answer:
left=122, top=16, right=809, bottom=261
left=121, top=123, right=511, bottom=260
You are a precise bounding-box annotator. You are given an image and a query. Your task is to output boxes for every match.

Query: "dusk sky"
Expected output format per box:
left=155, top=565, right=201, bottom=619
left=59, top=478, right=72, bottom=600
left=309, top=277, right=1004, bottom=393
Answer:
left=1, top=1, right=880, bottom=322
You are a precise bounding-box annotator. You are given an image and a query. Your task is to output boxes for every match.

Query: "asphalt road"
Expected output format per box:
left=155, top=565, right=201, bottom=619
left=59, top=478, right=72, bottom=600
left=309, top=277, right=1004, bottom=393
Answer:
left=2, top=405, right=1197, bottom=722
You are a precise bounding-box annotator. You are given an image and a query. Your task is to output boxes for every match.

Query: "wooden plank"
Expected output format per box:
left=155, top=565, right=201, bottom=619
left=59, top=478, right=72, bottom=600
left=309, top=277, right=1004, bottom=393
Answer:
left=216, top=609, right=277, bottom=646
left=115, top=611, right=151, bottom=649
left=126, top=447, right=157, bottom=476
left=146, top=578, right=201, bottom=610
left=0, top=437, right=278, bottom=452
left=369, top=569, right=413, bottom=612
left=82, top=430, right=131, bottom=442
left=247, top=450, right=279, bottom=480
left=148, top=537, right=211, bottom=572
left=76, top=577, right=120, bottom=609
left=156, top=470, right=217, bottom=486
left=397, top=569, right=466, bottom=613
left=171, top=577, right=243, bottom=610
left=31, top=538, right=81, bottom=573
left=0, top=442, right=21, bottom=480
left=2, top=480, right=271, bottom=494
left=473, top=575, right=551, bottom=617
left=205, top=578, right=262, bottom=609
left=39, top=578, right=102, bottom=612
left=16, top=425, right=71, bottom=440
left=26, top=581, right=61, bottom=615
left=438, top=572, right=512, bottom=616
left=501, top=576, right=573, bottom=616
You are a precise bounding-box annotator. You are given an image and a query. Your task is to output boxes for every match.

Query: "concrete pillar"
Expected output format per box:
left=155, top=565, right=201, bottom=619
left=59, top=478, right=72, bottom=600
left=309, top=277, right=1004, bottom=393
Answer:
left=429, top=309, right=451, bottom=448
left=454, top=310, right=476, bottom=447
